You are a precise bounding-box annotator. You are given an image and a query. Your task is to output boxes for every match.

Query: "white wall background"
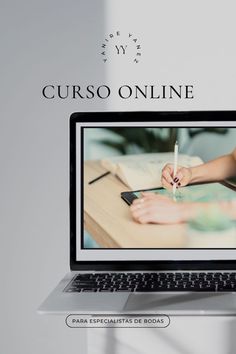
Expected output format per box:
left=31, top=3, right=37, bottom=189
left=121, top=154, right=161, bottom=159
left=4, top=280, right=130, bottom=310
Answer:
left=1, top=1, right=236, bottom=354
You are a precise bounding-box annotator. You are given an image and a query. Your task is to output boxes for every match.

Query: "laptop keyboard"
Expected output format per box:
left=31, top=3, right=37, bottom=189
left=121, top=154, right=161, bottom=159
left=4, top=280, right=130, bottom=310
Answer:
left=65, top=272, right=236, bottom=292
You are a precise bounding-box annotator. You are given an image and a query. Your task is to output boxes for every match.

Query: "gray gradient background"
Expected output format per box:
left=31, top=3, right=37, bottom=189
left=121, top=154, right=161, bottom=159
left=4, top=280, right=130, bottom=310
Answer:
left=1, top=1, right=236, bottom=354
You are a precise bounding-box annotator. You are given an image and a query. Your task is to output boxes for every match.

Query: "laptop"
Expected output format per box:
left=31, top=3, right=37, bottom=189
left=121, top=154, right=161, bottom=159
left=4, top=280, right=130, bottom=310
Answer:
left=39, top=111, right=236, bottom=315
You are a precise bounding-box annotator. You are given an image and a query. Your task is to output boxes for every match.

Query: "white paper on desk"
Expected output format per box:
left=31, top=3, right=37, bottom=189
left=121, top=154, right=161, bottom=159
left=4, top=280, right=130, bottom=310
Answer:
left=101, top=153, right=203, bottom=190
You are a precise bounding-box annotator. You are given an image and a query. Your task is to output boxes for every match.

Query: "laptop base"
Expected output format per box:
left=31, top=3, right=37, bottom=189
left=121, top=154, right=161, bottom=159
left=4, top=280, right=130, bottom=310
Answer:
left=38, top=272, right=236, bottom=315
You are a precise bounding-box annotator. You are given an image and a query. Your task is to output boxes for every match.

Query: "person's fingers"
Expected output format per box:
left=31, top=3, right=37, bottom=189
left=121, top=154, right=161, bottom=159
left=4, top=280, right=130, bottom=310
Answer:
left=163, top=163, right=174, bottom=174
left=132, top=193, right=167, bottom=206
left=132, top=197, right=145, bottom=206
left=131, top=208, right=147, bottom=218
left=134, top=205, right=167, bottom=224
left=130, top=205, right=143, bottom=213
left=161, top=176, right=173, bottom=190
left=131, top=199, right=154, bottom=213
left=175, top=167, right=191, bottom=186
left=131, top=197, right=182, bottom=224
left=173, top=170, right=183, bottom=183
left=142, top=192, right=171, bottom=202
left=161, top=164, right=176, bottom=189
left=131, top=207, right=149, bottom=222
left=131, top=205, right=157, bottom=224
left=130, top=200, right=148, bottom=214
left=132, top=199, right=168, bottom=214
left=140, top=192, right=157, bottom=198
left=132, top=204, right=144, bottom=214
left=131, top=196, right=173, bottom=222
left=157, top=196, right=174, bottom=204
left=137, top=214, right=153, bottom=224
left=162, top=168, right=174, bottom=184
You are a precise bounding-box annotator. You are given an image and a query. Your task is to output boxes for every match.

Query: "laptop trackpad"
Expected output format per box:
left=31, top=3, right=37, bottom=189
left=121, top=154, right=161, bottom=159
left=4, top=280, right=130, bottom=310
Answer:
left=124, top=293, right=236, bottom=314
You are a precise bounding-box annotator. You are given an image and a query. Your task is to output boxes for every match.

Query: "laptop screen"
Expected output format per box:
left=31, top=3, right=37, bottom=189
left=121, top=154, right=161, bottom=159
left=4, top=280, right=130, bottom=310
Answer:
left=73, top=112, right=236, bottom=262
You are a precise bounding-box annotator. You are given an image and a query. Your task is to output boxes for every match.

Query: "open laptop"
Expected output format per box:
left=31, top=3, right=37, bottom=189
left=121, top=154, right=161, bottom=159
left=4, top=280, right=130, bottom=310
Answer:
left=39, top=111, right=236, bottom=315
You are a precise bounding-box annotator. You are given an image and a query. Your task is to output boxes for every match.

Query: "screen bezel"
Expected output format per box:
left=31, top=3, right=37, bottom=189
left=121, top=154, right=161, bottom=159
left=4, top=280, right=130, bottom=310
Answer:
left=70, top=111, right=236, bottom=271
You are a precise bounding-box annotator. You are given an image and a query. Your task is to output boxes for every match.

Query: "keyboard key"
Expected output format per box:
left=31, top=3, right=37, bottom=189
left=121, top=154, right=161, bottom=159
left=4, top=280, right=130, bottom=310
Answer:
left=65, top=272, right=236, bottom=293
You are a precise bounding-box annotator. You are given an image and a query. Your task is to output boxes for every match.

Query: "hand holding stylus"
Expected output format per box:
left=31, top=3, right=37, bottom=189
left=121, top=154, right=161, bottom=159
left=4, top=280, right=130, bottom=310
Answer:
left=162, top=148, right=236, bottom=190
left=161, top=164, right=192, bottom=190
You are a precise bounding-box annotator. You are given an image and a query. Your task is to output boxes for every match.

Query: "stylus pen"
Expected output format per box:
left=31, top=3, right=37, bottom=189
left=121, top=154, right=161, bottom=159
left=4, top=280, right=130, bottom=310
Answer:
left=173, top=141, right=178, bottom=197
left=88, top=171, right=111, bottom=185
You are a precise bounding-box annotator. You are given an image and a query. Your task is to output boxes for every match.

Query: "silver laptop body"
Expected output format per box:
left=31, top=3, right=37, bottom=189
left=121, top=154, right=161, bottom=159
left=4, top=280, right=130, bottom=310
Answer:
left=38, top=112, right=236, bottom=315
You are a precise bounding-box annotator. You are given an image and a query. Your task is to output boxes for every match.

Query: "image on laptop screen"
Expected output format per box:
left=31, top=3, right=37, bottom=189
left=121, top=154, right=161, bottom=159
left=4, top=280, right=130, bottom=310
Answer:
left=73, top=112, right=236, bottom=261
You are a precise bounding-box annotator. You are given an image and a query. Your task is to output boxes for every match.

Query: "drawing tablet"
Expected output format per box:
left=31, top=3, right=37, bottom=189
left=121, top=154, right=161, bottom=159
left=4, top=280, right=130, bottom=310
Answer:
left=121, top=182, right=236, bottom=206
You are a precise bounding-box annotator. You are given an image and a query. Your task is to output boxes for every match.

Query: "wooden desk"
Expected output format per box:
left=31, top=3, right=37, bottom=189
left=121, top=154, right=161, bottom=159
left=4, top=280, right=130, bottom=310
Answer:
left=84, top=160, right=187, bottom=248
